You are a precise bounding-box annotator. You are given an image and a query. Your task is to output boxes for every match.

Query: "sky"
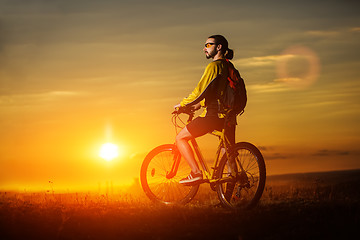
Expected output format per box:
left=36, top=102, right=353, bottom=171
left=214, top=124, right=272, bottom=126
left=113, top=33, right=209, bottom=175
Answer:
left=0, top=0, right=359, bottom=192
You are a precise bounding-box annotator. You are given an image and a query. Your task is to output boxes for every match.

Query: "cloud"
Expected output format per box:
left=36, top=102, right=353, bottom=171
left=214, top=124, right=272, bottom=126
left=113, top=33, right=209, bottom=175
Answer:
left=237, top=54, right=302, bottom=93
left=305, top=27, right=360, bottom=37
left=265, top=153, right=288, bottom=160
left=0, top=91, right=82, bottom=107
left=313, top=149, right=350, bottom=157
left=258, top=146, right=271, bottom=151
left=247, top=82, right=290, bottom=93
left=236, top=45, right=322, bottom=91
left=350, top=27, right=360, bottom=32
left=234, top=55, right=291, bottom=67
left=257, top=146, right=288, bottom=160
left=274, top=77, right=302, bottom=84
left=305, top=30, right=340, bottom=37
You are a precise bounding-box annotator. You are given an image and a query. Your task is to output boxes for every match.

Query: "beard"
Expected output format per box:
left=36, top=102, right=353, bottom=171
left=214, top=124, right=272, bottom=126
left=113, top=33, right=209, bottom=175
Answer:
left=205, top=49, right=216, bottom=59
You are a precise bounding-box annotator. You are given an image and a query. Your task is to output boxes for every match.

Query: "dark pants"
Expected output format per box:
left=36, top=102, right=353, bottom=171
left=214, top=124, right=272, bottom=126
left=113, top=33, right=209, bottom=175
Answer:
left=186, top=116, right=235, bottom=145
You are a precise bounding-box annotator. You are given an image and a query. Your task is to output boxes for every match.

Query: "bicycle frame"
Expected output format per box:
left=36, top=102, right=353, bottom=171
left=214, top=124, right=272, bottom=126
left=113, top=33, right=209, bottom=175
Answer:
left=166, top=119, right=238, bottom=185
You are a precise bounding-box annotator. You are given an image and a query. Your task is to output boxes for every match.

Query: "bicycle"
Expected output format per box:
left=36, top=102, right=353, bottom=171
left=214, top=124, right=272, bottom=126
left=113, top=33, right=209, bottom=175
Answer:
left=140, top=106, right=266, bottom=210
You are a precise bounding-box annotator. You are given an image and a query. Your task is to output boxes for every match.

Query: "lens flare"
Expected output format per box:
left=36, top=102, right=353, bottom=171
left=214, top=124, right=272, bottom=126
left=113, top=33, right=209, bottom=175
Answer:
left=276, top=45, right=320, bottom=89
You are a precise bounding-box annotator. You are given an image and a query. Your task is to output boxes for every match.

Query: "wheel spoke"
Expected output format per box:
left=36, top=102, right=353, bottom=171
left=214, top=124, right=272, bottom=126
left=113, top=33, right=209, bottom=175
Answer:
left=216, top=142, right=266, bottom=210
left=140, top=145, right=199, bottom=204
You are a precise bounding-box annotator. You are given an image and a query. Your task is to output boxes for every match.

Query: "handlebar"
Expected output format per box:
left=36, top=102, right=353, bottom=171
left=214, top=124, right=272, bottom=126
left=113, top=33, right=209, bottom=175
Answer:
left=172, top=106, right=195, bottom=123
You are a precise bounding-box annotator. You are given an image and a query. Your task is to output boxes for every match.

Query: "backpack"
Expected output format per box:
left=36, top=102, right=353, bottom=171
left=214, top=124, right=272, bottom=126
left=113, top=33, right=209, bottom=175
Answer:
left=219, top=59, right=247, bottom=115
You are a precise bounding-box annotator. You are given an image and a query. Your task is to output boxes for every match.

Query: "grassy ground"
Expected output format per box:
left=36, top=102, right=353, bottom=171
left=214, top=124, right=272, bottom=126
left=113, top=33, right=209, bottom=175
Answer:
left=1, top=169, right=359, bottom=240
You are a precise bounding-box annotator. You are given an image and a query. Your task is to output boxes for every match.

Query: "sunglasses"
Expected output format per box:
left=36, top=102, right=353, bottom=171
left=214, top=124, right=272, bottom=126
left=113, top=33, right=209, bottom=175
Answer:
left=204, top=42, right=216, bottom=48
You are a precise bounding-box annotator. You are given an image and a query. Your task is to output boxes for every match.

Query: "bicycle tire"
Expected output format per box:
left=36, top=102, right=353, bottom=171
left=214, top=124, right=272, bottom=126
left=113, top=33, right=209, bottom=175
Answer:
left=216, top=142, right=266, bottom=210
left=140, top=144, right=199, bottom=205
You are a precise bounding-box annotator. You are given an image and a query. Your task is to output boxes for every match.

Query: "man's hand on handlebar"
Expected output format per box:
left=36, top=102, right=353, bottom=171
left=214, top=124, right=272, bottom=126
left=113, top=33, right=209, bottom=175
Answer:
left=192, top=102, right=201, bottom=111
left=174, top=103, right=181, bottom=110
left=174, top=102, right=201, bottom=112
left=173, top=104, right=197, bottom=115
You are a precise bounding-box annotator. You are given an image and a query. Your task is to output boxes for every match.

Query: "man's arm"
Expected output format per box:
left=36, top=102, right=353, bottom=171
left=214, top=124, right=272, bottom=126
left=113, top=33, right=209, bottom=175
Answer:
left=180, top=61, right=220, bottom=107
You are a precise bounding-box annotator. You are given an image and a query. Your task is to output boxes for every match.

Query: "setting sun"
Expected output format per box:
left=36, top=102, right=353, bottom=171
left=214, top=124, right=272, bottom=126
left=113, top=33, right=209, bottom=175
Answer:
left=99, top=143, right=120, bottom=161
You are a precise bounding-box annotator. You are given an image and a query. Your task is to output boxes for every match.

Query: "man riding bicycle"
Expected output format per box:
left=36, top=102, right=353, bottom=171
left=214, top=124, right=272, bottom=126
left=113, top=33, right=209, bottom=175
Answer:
left=174, top=35, right=237, bottom=185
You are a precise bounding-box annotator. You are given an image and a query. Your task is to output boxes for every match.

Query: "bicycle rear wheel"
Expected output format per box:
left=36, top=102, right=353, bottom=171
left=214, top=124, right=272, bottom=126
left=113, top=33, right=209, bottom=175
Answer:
left=140, top=144, right=199, bottom=205
left=216, top=142, right=266, bottom=210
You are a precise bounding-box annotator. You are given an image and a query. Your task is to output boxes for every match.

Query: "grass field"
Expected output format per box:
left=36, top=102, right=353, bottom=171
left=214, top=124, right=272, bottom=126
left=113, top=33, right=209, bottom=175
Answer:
left=1, top=169, right=359, bottom=240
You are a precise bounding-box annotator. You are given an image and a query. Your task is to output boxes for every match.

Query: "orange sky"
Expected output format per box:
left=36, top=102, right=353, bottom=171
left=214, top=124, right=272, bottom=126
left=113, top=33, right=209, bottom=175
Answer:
left=1, top=0, right=360, bottom=192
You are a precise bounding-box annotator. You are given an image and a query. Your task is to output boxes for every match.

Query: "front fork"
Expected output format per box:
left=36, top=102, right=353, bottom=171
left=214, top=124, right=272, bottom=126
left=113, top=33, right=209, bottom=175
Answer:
left=165, top=147, right=181, bottom=179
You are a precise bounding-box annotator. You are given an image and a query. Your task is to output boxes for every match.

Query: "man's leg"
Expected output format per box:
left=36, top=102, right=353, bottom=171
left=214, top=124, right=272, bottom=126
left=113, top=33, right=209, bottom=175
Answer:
left=175, top=126, right=201, bottom=174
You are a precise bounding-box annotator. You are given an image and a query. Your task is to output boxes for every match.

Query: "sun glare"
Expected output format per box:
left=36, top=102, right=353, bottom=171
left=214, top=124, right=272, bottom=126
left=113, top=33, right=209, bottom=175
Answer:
left=99, top=143, right=119, bottom=161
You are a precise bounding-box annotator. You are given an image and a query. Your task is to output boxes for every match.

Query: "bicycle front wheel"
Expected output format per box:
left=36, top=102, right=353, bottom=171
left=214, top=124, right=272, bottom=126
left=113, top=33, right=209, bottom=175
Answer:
left=140, top=144, right=199, bottom=205
left=216, top=142, right=266, bottom=210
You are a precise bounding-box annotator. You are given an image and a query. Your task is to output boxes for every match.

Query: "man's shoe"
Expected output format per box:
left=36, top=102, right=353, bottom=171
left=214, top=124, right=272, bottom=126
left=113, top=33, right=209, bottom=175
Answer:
left=179, top=171, right=203, bottom=185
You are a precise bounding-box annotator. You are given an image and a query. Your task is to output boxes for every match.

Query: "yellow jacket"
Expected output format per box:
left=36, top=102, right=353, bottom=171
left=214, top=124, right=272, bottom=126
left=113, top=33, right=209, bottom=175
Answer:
left=180, top=59, right=228, bottom=117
